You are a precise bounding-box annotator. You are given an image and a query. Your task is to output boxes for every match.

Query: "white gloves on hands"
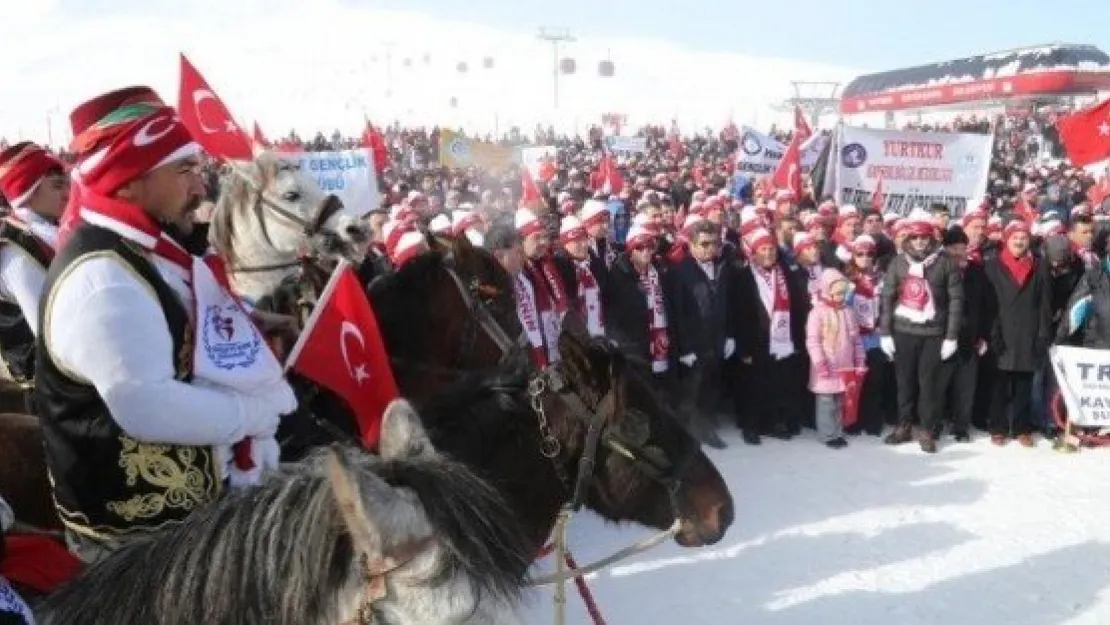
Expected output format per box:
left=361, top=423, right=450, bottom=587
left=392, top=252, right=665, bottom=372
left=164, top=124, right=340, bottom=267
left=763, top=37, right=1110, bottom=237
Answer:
left=679, top=353, right=697, bottom=367
left=976, top=340, right=988, bottom=357
left=227, top=436, right=282, bottom=488
left=940, top=339, right=958, bottom=360
left=880, top=336, right=896, bottom=358
left=723, top=338, right=736, bottom=359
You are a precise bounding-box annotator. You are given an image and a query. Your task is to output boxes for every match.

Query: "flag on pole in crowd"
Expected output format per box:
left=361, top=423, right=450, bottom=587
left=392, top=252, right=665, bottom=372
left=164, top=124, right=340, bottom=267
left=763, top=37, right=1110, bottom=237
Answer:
left=360, top=123, right=390, bottom=175
left=284, top=260, right=399, bottom=450
left=794, top=106, right=813, bottom=143
left=871, top=172, right=886, bottom=212
left=1088, top=173, right=1110, bottom=209
left=1056, top=98, right=1110, bottom=167
left=177, top=54, right=254, bottom=161
left=771, top=133, right=803, bottom=200
left=597, top=153, right=624, bottom=196
left=520, top=166, right=543, bottom=207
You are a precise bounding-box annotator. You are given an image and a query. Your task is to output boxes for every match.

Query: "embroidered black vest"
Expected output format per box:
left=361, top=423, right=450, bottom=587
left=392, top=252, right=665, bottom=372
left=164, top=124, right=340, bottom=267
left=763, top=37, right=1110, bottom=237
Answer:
left=35, top=224, right=222, bottom=540
left=0, top=218, right=54, bottom=381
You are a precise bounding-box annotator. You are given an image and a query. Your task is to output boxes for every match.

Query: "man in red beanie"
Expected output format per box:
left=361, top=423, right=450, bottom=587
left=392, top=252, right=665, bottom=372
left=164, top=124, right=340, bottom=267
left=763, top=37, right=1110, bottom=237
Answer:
left=35, top=88, right=295, bottom=564
left=0, top=142, right=67, bottom=389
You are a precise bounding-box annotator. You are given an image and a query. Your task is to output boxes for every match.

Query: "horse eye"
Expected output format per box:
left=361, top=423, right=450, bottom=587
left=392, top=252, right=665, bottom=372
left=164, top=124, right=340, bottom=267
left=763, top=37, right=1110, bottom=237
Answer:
left=282, top=191, right=302, bottom=202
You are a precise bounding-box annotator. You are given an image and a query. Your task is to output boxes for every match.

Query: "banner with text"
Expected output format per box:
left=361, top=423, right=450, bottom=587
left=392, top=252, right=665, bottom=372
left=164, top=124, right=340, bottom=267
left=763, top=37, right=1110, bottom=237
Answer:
left=439, top=129, right=518, bottom=171
left=293, top=148, right=380, bottom=214
left=1051, top=345, right=1110, bottom=428
left=604, top=136, right=648, bottom=154
left=826, top=126, right=991, bottom=217
left=734, top=126, right=826, bottom=176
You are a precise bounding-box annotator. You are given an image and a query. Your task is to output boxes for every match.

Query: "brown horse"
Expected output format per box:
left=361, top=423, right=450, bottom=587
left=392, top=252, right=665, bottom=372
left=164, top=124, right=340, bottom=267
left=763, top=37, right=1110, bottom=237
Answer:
left=0, top=375, right=59, bottom=531
left=338, top=234, right=734, bottom=549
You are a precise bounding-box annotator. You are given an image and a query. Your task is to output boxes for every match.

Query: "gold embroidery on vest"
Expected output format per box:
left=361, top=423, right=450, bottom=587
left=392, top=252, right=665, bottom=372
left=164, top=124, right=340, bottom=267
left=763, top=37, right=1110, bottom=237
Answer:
left=105, top=436, right=208, bottom=522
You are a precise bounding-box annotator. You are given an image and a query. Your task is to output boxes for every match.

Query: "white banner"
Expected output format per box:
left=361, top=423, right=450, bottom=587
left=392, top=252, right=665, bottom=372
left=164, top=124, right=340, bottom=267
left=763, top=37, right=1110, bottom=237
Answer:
left=520, top=145, right=556, bottom=180
left=733, top=126, right=825, bottom=176
left=604, top=136, right=648, bottom=153
left=1050, top=345, right=1110, bottom=427
left=295, top=148, right=380, bottom=214
left=828, top=126, right=991, bottom=217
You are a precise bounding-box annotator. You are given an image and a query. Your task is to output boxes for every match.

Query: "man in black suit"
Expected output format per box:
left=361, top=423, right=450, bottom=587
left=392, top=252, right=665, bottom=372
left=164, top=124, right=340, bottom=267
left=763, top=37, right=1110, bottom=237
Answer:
left=669, top=220, right=736, bottom=449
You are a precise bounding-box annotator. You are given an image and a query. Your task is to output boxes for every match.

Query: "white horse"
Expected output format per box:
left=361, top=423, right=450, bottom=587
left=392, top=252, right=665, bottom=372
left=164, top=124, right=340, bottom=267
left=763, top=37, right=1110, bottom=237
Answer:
left=35, top=400, right=534, bottom=625
left=207, top=150, right=371, bottom=304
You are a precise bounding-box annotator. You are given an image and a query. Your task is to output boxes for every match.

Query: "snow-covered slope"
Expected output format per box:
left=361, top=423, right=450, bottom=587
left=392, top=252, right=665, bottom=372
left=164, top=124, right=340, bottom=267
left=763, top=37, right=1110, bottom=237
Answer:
left=523, top=431, right=1110, bottom=624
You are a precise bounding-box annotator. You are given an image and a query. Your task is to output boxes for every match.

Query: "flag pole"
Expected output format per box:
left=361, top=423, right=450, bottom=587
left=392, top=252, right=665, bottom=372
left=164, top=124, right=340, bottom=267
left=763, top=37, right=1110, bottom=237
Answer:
left=283, top=258, right=351, bottom=372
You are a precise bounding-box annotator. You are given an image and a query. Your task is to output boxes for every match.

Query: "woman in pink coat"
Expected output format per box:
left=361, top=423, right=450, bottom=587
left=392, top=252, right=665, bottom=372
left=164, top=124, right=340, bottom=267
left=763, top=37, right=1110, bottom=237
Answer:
left=806, top=268, right=866, bottom=449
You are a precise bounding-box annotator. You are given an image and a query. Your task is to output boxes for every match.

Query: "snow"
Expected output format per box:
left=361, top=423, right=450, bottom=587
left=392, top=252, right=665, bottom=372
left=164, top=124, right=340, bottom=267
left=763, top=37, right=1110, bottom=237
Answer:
left=522, top=431, right=1110, bottom=624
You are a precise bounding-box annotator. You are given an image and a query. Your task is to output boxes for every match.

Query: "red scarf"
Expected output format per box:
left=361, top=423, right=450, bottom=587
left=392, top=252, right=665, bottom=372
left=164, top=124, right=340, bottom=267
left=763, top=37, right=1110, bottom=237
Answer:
left=528, top=257, right=569, bottom=315
left=1000, top=248, right=1035, bottom=287
left=966, top=243, right=983, bottom=266
left=754, top=264, right=794, bottom=357
left=574, top=259, right=605, bottom=337
left=0, top=534, right=83, bottom=594
left=1073, top=243, right=1097, bottom=269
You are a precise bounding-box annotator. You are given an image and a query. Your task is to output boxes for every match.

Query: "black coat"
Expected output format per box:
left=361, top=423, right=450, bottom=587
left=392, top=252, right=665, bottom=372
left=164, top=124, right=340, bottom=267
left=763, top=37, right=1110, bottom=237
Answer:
left=605, top=254, right=678, bottom=368
left=1059, top=268, right=1110, bottom=349
left=879, top=250, right=964, bottom=340
left=668, top=255, right=736, bottom=359
left=732, top=260, right=809, bottom=363
left=983, top=255, right=1053, bottom=372
left=955, top=262, right=994, bottom=352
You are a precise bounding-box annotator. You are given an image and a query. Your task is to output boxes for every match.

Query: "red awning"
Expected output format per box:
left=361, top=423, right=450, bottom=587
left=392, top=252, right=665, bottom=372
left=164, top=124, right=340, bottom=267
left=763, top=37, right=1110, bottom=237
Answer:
left=841, top=70, right=1110, bottom=114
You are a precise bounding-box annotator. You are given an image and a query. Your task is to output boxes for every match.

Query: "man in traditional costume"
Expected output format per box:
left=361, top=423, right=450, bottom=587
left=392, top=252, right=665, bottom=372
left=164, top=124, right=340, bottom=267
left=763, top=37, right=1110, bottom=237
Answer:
left=36, top=88, right=296, bottom=564
left=0, top=142, right=67, bottom=393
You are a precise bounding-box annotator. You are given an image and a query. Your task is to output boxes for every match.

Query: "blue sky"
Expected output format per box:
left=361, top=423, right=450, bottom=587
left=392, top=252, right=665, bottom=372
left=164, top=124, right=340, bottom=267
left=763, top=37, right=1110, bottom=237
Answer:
left=350, top=0, right=1109, bottom=71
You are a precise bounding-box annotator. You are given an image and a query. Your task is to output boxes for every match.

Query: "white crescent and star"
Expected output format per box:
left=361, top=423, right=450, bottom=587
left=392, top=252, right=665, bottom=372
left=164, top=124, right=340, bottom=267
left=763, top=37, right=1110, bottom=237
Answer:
left=192, top=89, right=240, bottom=135
left=133, top=115, right=177, bottom=147
left=339, top=321, right=371, bottom=386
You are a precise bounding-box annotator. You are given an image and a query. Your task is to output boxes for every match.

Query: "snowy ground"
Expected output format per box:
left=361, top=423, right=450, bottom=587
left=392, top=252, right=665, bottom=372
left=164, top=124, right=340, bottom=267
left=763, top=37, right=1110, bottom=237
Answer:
left=522, top=429, right=1110, bottom=624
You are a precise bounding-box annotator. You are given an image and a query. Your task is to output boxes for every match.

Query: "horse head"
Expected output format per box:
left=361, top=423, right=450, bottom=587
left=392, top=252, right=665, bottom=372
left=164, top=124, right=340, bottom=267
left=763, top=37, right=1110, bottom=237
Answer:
left=208, top=150, right=370, bottom=304
left=552, top=314, right=735, bottom=547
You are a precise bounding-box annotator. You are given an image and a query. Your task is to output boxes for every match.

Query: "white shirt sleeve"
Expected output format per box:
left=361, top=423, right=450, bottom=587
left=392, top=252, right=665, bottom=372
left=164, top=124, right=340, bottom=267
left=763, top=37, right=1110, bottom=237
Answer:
left=45, top=255, right=285, bottom=446
left=0, top=244, right=48, bottom=335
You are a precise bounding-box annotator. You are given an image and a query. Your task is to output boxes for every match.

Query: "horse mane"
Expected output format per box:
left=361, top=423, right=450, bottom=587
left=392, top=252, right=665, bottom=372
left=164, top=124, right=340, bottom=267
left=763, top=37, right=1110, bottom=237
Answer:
left=208, top=153, right=283, bottom=268
left=367, top=250, right=452, bottom=359
left=36, top=445, right=533, bottom=625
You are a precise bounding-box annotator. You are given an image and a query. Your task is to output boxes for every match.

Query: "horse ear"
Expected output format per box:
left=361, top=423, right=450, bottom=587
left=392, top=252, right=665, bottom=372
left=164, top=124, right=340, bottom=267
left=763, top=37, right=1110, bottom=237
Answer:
left=324, top=448, right=384, bottom=559
left=379, top=399, right=437, bottom=460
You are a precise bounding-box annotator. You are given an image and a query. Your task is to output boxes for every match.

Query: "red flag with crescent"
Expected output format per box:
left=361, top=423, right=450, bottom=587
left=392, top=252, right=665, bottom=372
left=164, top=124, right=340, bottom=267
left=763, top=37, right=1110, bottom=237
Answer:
left=839, top=368, right=865, bottom=428
left=284, top=262, right=399, bottom=449
left=771, top=133, right=803, bottom=200
left=177, top=54, right=254, bottom=160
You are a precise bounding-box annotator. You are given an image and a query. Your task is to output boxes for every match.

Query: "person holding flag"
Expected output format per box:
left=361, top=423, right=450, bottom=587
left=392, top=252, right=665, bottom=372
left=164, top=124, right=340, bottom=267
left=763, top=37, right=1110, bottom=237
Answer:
left=35, top=87, right=296, bottom=564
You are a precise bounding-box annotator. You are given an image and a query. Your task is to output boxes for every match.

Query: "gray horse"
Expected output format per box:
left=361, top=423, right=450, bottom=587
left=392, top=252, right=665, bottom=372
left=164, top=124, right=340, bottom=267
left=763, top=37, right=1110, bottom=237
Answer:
left=35, top=400, right=535, bottom=625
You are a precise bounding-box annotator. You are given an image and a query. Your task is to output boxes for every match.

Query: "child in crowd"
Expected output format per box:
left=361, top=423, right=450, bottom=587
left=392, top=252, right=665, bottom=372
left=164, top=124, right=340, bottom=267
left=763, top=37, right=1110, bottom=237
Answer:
left=806, top=268, right=866, bottom=449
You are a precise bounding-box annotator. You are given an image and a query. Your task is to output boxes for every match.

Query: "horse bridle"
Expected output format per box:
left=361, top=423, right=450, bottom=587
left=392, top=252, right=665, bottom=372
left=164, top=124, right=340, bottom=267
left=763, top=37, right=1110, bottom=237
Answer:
left=226, top=164, right=348, bottom=275
left=394, top=255, right=699, bottom=521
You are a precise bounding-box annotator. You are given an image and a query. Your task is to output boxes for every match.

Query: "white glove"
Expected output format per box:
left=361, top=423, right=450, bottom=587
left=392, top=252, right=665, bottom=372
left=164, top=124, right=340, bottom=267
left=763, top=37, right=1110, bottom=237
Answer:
left=242, top=384, right=296, bottom=438
left=679, top=353, right=697, bottom=367
left=940, top=339, right=958, bottom=360
left=977, top=340, right=988, bottom=357
left=226, top=436, right=282, bottom=488
left=880, top=336, right=896, bottom=358
left=723, top=338, right=736, bottom=359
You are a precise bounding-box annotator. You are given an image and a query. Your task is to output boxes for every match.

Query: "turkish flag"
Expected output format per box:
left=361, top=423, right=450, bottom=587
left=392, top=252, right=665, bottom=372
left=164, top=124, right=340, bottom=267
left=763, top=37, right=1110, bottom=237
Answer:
left=178, top=54, right=255, bottom=161
left=839, top=369, right=865, bottom=428
left=1056, top=98, right=1110, bottom=167
left=520, top=166, right=543, bottom=207
left=871, top=173, right=886, bottom=212
left=360, top=125, right=389, bottom=175
left=794, top=106, right=813, bottom=143
left=538, top=156, right=557, bottom=183
left=284, top=262, right=399, bottom=449
left=771, top=133, right=803, bottom=200
left=597, top=153, right=624, bottom=196
left=1089, top=174, right=1110, bottom=208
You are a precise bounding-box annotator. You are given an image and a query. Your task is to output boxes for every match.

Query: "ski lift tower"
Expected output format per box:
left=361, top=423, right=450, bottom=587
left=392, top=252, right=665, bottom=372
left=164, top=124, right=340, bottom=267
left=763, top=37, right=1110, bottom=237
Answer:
left=773, top=81, right=842, bottom=127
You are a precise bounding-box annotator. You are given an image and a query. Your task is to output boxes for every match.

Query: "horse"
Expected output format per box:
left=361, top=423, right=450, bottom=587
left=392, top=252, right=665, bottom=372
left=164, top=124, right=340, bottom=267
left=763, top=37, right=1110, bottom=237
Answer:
left=207, top=149, right=370, bottom=306
left=0, top=149, right=370, bottom=532
left=34, top=399, right=536, bottom=625
left=363, top=238, right=734, bottom=549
